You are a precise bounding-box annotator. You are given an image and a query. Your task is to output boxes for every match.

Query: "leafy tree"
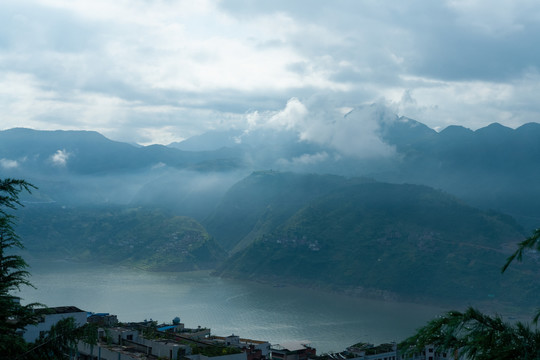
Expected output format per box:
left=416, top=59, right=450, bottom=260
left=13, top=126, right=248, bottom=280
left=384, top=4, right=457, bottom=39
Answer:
left=502, top=229, right=540, bottom=272
left=0, top=178, right=99, bottom=359
left=19, top=317, right=98, bottom=360
left=0, top=179, right=39, bottom=358
left=20, top=317, right=79, bottom=360
left=400, top=228, right=540, bottom=359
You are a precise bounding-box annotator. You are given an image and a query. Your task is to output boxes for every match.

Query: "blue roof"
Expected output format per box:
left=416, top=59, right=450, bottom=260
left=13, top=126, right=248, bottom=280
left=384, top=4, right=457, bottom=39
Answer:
left=158, top=325, right=177, bottom=332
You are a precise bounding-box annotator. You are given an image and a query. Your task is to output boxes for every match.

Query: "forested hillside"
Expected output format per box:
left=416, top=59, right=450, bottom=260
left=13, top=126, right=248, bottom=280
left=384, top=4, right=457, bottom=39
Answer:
left=18, top=206, right=223, bottom=271
left=215, top=178, right=531, bottom=306
left=3, top=121, right=540, bottom=307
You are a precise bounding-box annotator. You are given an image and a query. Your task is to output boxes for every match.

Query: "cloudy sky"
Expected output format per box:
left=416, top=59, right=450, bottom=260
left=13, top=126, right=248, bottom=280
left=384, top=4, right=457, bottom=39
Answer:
left=1, top=0, right=539, bottom=145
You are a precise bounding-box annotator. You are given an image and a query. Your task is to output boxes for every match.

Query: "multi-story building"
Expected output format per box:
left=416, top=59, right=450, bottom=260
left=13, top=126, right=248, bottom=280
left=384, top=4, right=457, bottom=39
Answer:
left=77, top=325, right=191, bottom=360
left=211, top=334, right=271, bottom=360
left=22, top=306, right=87, bottom=343
left=270, top=341, right=316, bottom=360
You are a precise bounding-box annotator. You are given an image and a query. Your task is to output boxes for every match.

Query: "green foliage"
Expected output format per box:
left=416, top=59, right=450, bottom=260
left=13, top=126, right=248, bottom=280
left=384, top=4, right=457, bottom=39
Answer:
left=400, top=227, right=540, bottom=359
left=0, top=178, right=100, bottom=359
left=24, top=317, right=79, bottom=359
left=142, top=320, right=159, bottom=339
left=502, top=228, right=540, bottom=324
left=19, top=318, right=98, bottom=360
left=204, top=171, right=369, bottom=251
left=217, top=179, right=529, bottom=305
left=502, top=228, right=540, bottom=273
left=190, top=344, right=242, bottom=357
left=18, top=206, right=224, bottom=271
left=0, top=179, right=40, bottom=358
left=399, top=307, right=540, bottom=359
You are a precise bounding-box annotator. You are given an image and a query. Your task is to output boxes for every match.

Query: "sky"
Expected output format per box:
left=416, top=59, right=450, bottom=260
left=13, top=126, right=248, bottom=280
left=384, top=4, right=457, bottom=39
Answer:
left=1, top=0, right=540, bottom=145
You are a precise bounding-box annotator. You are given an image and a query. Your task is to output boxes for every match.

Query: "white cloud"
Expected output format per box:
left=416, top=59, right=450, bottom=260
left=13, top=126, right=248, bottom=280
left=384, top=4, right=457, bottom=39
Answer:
left=151, top=162, right=166, bottom=170
left=243, top=97, right=396, bottom=159
left=387, top=71, right=540, bottom=130
left=277, top=152, right=329, bottom=167
left=0, top=158, right=19, bottom=169
left=0, top=0, right=539, bottom=144
left=50, top=149, right=70, bottom=167
left=299, top=104, right=396, bottom=158
left=246, top=97, right=308, bottom=131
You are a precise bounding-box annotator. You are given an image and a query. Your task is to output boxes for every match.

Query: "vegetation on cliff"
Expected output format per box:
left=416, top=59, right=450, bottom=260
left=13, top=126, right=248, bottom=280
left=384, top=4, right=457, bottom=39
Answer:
left=215, top=176, right=531, bottom=306
left=18, top=206, right=223, bottom=271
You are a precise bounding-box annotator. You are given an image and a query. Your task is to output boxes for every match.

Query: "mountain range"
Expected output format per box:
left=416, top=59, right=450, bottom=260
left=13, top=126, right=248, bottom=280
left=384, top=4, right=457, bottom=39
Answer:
left=2, top=109, right=540, bottom=307
left=3, top=110, right=539, bottom=228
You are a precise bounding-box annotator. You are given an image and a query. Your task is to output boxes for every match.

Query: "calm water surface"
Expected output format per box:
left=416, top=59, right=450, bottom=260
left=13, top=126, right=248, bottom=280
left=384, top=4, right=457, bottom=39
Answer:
left=20, top=258, right=447, bottom=353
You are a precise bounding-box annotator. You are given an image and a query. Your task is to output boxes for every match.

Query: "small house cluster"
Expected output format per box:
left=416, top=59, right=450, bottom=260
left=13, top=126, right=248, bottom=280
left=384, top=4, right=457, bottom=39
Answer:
left=21, top=305, right=458, bottom=360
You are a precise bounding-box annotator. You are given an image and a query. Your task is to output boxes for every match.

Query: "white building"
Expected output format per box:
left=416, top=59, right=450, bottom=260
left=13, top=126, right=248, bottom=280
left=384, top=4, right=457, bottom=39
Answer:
left=77, top=326, right=191, bottom=360
left=23, top=306, right=87, bottom=343
left=270, top=341, right=316, bottom=360
left=212, top=334, right=271, bottom=357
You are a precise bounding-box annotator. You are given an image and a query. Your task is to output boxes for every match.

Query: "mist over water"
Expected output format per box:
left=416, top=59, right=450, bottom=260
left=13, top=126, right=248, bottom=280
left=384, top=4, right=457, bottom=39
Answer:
left=5, top=120, right=540, bottom=354
left=3, top=2, right=540, bottom=358
left=21, top=258, right=445, bottom=353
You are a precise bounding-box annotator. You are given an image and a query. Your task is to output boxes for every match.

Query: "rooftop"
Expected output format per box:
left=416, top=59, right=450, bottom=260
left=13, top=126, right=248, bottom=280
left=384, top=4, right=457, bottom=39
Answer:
left=272, top=341, right=312, bottom=352
left=35, top=306, right=86, bottom=315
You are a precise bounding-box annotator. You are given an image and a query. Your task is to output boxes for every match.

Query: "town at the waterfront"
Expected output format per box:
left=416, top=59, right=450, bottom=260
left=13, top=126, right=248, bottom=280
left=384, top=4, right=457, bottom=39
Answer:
left=23, top=305, right=452, bottom=360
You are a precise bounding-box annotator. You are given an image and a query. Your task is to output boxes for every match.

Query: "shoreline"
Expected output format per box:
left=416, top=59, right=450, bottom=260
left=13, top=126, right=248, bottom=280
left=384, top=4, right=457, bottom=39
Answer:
left=22, top=252, right=535, bottom=324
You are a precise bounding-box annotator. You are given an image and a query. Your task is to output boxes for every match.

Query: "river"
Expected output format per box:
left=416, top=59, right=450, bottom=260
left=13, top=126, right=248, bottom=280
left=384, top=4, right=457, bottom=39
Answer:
left=19, top=258, right=448, bottom=353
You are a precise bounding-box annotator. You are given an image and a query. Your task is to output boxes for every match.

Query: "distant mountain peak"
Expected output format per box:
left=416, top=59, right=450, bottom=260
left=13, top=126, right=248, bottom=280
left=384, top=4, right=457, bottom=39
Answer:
left=168, top=129, right=243, bottom=152
left=475, top=122, right=513, bottom=134
left=439, top=125, right=474, bottom=137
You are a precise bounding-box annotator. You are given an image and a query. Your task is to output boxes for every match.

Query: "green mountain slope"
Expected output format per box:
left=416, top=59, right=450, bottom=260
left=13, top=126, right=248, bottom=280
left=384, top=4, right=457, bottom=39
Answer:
left=216, top=181, right=534, bottom=306
left=18, top=205, right=223, bottom=271
left=203, top=171, right=373, bottom=252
